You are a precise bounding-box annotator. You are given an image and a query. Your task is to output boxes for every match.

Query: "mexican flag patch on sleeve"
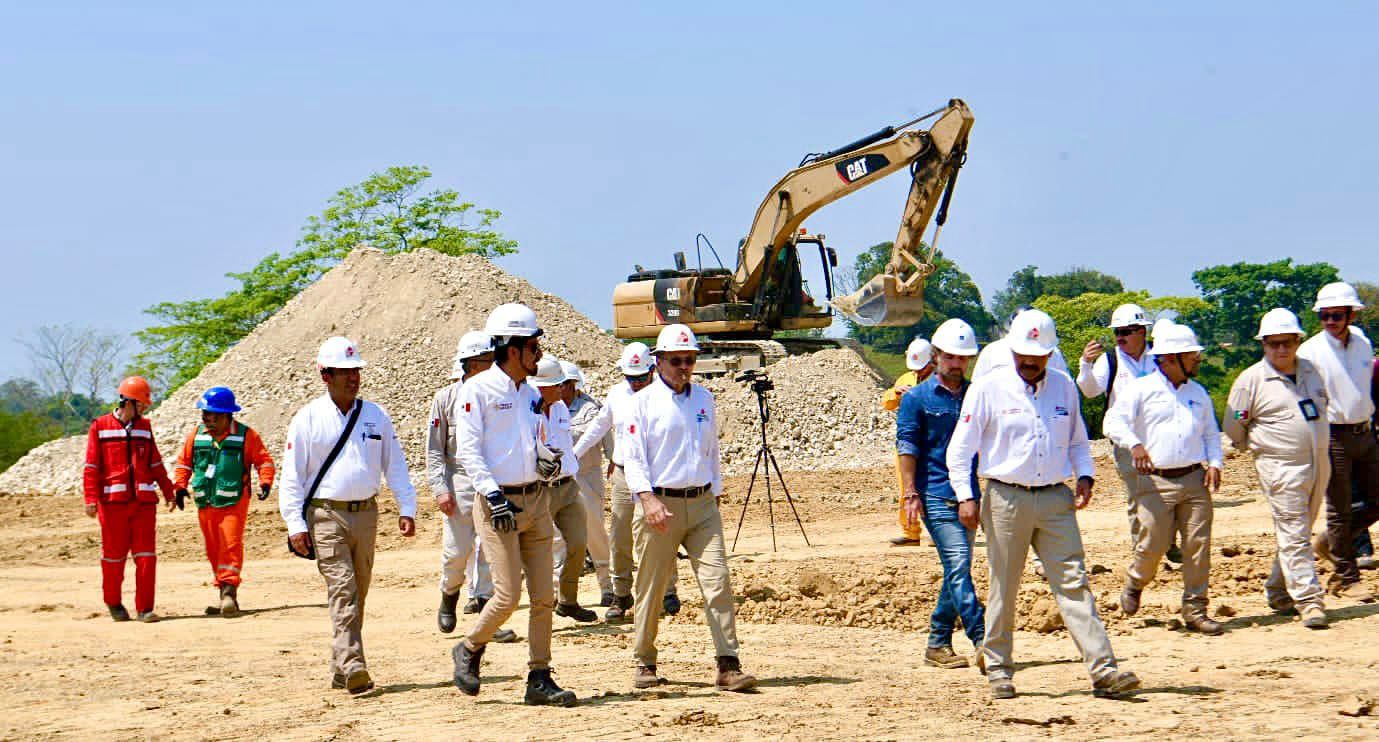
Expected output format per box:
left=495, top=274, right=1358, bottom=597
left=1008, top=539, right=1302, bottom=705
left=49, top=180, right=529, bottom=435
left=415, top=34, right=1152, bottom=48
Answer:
left=1232, top=410, right=1249, bottom=420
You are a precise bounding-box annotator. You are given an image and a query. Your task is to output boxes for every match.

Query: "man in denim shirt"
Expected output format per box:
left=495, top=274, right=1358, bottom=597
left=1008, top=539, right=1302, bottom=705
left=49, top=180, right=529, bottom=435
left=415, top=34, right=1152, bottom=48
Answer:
left=897, top=319, right=984, bottom=669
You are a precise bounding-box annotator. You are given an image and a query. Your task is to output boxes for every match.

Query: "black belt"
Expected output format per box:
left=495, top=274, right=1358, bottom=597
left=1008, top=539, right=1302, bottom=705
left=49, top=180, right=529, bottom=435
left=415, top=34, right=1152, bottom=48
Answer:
left=653, top=484, right=711, bottom=498
left=1332, top=421, right=1372, bottom=435
left=501, top=482, right=541, bottom=496
left=545, top=476, right=574, bottom=488
left=312, top=496, right=377, bottom=512
left=991, top=480, right=1060, bottom=492
left=1149, top=464, right=1202, bottom=479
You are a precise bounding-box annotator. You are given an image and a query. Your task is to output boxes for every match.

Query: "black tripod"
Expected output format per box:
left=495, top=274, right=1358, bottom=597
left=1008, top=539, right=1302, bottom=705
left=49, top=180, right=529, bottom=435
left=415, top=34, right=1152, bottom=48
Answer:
left=731, top=371, right=810, bottom=552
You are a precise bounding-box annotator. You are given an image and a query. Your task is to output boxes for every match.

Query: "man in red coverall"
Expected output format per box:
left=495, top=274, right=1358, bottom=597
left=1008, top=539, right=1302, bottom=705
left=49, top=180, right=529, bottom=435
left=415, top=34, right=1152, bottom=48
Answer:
left=83, top=376, right=176, bottom=622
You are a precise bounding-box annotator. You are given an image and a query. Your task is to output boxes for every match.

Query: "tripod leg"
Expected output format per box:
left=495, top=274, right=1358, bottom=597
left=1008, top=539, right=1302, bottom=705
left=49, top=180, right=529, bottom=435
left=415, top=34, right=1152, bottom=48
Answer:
left=767, top=447, right=812, bottom=547
left=764, top=447, right=777, bottom=552
left=732, top=446, right=766, bottom=552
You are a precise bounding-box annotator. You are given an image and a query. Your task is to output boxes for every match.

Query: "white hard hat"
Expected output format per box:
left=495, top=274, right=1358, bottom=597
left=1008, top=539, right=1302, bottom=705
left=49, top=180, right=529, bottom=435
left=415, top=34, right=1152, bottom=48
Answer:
left=531, top=356, right=567, bottom=388
left=1255, top=308, right=1307, bottom=339
left=1109, top=303, right=1153, bottom=329
left=1006, top=309, right=1059, bottom=356
left=317, top=336, right=367, bottom=369
left=653, top=323, right=700, bottom=354
left=483, top=303, right=542, bottom=341
left=1313, top=281, right=1365, bottom=311
left=559, top=360, right=585, bottom=390
left=931, top=318, right=979, bottom=356
left=1150, top=317, right=1177, bottom=340
left=618, top=342, right=654, bottom=375
left=1150, top=323, right=1203, bottom=356
left=455, top=330, right=495, bottom=361
left=905, top=338, right=934, bottom=371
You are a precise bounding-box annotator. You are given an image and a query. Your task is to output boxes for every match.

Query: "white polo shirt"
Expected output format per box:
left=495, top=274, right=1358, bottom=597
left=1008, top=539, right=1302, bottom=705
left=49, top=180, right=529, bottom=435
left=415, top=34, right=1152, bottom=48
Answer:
left=947, top=365, right=1094, bottom=501
left=1298, top=327, right=1376, bottom=424
left=278, top=395, right=417, bottom=535
left=571, top=381, right=637, bottom=466
left=623, top=375, right=723, bottom=496
left=454, top=365, right=542, bottom=496
left=1103, top=369, right=1224, bottom=470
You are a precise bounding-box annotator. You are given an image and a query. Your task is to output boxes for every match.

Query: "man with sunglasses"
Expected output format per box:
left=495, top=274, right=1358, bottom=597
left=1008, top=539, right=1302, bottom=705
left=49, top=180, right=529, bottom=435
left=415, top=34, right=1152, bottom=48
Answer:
left=570, top=342, right=680, bottom=622
left=1298, top=282, right=1379, bottom=602
left=451, top=303, right=577, bottom=707
left=625, top=324, right=756, bottom=693
left=1225, top=309, right=1332, bottom=629
left=171, top=386, right=276, bottom=617
left=1104, top=322, right=1225, bottom=635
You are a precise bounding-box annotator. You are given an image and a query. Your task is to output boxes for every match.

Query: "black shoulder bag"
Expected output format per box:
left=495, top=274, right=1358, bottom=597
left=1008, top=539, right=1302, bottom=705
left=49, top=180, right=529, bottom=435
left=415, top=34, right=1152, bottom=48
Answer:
left=289, top=400, right=363, bottom=560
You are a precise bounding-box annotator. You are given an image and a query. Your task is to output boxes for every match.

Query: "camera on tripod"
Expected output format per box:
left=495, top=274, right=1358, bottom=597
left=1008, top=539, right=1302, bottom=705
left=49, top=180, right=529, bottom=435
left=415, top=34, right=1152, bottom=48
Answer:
left=735, top=368, right=774, bottom=394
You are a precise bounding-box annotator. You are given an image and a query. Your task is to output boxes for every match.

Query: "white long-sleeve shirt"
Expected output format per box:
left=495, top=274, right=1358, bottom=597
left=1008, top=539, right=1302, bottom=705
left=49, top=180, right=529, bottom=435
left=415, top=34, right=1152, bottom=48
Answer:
left=571, top=381, right=636, bottom=466
left=278, top=395, right=417, bottom=535
left=624, top=375, right=723, bottom=496
left=1075, top=346, right=1157, bottom=410
left=454, top=365, right=541, bottom=496
left=425, top=380, right=473, bottom=499
left=947, top=365, right=1094, bottom=502
left=1298, top=327, right=1376, bottom=424
left=972, top=337, right=1071, bottom=380
left=568, top=392, right=613, bottom=474
left=536, top=400, right=579, bottom=479
left=1103, top=369, right=1224, bottom=470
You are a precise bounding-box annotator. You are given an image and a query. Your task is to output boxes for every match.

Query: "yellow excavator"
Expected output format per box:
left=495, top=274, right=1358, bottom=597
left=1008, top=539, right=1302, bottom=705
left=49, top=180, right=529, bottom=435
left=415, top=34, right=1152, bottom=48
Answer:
left=612, top=99, right=973, bottom=373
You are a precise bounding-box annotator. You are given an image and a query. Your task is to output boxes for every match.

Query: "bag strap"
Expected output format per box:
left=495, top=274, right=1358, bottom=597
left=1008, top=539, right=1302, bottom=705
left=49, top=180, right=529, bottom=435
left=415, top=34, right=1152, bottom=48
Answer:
left=1106, top=349, right=1119, bottom=403
left=303, top=400, right=363, bottom=517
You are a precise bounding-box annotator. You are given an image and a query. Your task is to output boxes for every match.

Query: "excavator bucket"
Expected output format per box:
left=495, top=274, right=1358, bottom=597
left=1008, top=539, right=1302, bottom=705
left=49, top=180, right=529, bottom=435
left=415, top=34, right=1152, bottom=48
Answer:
left=831, top=274, right=927, bottom=327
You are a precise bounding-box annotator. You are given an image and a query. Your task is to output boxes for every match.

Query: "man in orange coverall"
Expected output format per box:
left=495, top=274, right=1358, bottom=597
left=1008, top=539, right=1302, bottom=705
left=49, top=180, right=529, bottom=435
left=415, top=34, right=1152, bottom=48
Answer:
left=83, top=376, right=176, bottom=622
left=882, top=338, right=935, bottom=546
left=172, top=386, right=275, bottom=617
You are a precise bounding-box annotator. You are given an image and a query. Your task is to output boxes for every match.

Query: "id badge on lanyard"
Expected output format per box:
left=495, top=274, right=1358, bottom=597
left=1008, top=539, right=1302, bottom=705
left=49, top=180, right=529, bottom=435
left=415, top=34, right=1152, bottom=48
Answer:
left=1299, top=398, right=1320, bottom=421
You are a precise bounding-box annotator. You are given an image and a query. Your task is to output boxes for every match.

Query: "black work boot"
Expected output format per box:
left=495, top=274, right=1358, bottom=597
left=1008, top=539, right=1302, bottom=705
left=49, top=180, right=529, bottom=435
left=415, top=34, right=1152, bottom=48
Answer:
left=108, top=603, right=131, bottom=622
left=438, top=591, right=460, bottom=633
left=662, top=591, right=681, bottom=617
left=463, top=596, right=487, bottom=614
left=714, top=656, right=757, bottom=692
left=605, top=594, right=633, bottom=623
left=599, top=591, right=615, bottom=607
left=451, top=641, right=485, bottom=696
left=524, top=669, right=577, bottom=707
left=555, top=603, right=598, bottom=622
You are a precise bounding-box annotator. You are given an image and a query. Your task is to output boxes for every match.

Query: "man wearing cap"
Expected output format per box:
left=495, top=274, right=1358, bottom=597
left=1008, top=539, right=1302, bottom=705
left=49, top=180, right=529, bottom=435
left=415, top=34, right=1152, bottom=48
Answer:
left=897, top=319, right=984, bottom=669
left=532, top=355, right=599, bottom=623
left=451, top=303, right=577, bottom=707
left=626, top=323, right=756, bottom=692
left=1299, top=282, right=1379, bottom=602
left=279, top=336, right=418, bottom=695
left=559, top=360, right=616, bottom=605
left=172, top=386, right=275, bottom=617
left=1077, top=303, right=1164, bottom=555
left=427, top=331, right=512, bottom=640
left=82, top=376, right=177, bottom=623
left=570, top=342, right=679, bottom=622
left=949, top=309, right=1140, bottom=700
left=1225, top=308, right=1331, bottom=629
left=885, top=337, right=936, bottom=546
left=1104, top=322, right=1225, bottom=635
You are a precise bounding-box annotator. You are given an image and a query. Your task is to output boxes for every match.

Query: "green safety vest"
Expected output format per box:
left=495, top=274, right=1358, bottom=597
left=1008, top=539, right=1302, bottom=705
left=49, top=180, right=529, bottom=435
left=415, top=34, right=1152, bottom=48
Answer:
left=190, top=423, right=250, bottom=508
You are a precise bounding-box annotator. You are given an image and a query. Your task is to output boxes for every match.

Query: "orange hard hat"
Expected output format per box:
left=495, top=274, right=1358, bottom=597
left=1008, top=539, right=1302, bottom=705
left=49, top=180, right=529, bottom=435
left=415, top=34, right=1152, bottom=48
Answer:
left=117, top=376, right=153, bottom=406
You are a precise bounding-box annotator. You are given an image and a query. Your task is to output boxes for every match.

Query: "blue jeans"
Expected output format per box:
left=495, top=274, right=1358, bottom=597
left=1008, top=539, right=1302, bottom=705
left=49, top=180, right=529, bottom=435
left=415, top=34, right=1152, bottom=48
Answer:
left=921, top=493, right=985, bottom=649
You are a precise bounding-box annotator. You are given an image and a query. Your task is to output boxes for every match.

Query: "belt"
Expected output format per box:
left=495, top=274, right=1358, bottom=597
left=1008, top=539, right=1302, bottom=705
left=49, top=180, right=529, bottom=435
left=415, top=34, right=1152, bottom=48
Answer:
left=1149, top=463, right=1202, bottom=479
left=545, top=476, right=574, bottom=488
left=1332, top=421, right=1372, bottom=434
left=991, top=479, right=1061, bottom=492
left=653, top=484, right=711, bottom=498
left=500, top=482, right=541, bottom=496
left=311, top=496, right=377, bottom=512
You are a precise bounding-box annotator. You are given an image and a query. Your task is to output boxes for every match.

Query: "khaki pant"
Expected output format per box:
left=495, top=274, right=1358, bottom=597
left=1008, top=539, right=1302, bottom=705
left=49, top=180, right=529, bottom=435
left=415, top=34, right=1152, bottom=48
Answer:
left=982, top=481, right=1118, bottom=684
left=466, top=490, right=556, bottom=670
left=569, top=466, right=612, bottom=594
left=1258, top=457, right=1326, bottom=610
left=1112, top=445, right=1143, bottom=545
left=632, top=493, right=740, bottom=666
left=309, top=503, right=377, bottom=677
left=547, top=480, right=588, bottom=606
left=1126, top=469, right=1213, bottom=620
left=611, top=467, right=677, bottom=599
left=439, top=495, right=493, bottom=598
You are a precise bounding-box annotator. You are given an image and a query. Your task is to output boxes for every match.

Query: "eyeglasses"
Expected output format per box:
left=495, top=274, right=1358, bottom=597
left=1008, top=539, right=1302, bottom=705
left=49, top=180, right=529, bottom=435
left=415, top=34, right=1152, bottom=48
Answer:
left=663, top=356, right=696, bottom=368
left=1319, top=310, right=1349, bottom=322
left=1114, top=326, right=1144, bottom=337
left=1263, top=338, right=1300, bottom=350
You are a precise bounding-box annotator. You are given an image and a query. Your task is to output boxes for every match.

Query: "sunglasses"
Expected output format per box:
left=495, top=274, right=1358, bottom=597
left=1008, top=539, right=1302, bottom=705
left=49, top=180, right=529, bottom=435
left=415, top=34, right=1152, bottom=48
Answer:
left=625, top=372, right=653, bottom=384
left=1319, top=310, right=1350, bottom=322
left=1114, top=326, right=1144, bottom=337
left=663, top=356, right=696, bottom=368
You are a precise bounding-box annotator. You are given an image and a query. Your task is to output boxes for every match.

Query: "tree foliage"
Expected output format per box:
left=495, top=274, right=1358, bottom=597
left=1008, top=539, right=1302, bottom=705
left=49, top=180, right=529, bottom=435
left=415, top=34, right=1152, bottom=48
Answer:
left=990, top=265, right=1125, bottom=323
left=133, top=166, right=518, bottom=392
left=845, top=243, right=995, bottom=352
left=1189, top=259, right=1339, bottom=370
left=1352, top=281, right=1379, bottom=336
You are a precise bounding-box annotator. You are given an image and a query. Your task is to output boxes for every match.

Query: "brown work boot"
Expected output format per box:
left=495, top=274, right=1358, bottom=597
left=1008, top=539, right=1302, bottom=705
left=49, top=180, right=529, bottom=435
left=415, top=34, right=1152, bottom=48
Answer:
left=889, top=536, right=923, bottom=547
left=219, top=584, right=239, bottom=617
left=1332, top=581, right=1375, bottom=603
left=331, top=672, right=346, bottom=689
left=633, top=664, right=663, bottom=689
left=1266, top=591, right=1295, bottom=614
left=1301, top=604, right=1329, bottom=630
left=989, top=679, right=1016, bottom=699
left=1119, top=585, right=1142, bottom=616
left=1184, top=615, right=1224, bottom=636
left=714, top=656, right=757, bottom=692
left=924, top=646, right=970, bottom=669
left=345, top=669, right=374, bottom=695
left=1092, top=670, right=1142, bottom=698
left=108, top=604, right=131, bottom=622
left=1312, top=533, right=1334, bottom=568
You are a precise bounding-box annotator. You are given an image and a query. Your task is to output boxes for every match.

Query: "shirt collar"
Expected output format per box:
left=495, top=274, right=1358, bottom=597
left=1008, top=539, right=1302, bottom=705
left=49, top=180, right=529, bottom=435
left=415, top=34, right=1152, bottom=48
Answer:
left=653, top=372, right=693, bottom=398
left=924, top=373, right=965, bottom=399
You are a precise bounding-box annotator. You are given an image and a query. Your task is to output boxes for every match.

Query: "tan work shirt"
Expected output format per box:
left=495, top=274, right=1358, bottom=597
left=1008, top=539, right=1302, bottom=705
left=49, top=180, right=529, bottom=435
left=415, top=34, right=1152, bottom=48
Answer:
left=1224, top=358, right=1330, bottom=495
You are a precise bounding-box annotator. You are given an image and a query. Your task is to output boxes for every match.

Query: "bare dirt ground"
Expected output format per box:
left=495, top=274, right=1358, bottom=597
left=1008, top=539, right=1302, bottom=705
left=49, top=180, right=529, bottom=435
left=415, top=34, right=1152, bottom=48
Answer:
left=3, top=454, right=1379, bottom=740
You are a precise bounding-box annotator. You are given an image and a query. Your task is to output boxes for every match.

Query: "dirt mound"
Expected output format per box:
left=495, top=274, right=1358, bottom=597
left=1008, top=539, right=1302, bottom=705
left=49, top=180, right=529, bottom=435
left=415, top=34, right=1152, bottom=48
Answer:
left=0, top=246, right=625, bottom=497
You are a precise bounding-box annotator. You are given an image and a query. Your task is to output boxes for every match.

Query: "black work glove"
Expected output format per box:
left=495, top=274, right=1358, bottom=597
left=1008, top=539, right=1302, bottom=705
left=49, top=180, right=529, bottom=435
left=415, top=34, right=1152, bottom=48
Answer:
left=485, top=491, right=523, bottom=533
left=174, top=488, right=189, bottom=511
left=258, top=483, right=271, bottom=501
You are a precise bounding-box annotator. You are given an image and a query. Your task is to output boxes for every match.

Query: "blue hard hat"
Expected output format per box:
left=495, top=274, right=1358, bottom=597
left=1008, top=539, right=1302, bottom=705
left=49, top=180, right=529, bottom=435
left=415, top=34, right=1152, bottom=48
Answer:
left=196, top=386, right=241, bottom=414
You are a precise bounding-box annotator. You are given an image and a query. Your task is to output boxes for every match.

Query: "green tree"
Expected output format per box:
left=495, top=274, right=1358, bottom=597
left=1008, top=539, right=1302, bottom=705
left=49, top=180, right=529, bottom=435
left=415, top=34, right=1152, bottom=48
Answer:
left=1036, top=291, right=1209, bottom=437
left=845, top=243, right=995, bottom=352
left=134, top=166, right=518, bottom=391
left=1352, top=281, right=1379, bottom=336
left=1190, top=259, right=1339, bottom=370
left=991, top=265, right=1125, bottom=322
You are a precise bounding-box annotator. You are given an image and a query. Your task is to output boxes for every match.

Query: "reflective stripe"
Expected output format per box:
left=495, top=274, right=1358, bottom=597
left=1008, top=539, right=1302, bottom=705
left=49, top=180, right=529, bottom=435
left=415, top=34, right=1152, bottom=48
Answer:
left=98, top=429, right=127, bottom=439
left=194, top=434, right=214, bottom=443
left=216, top=564, right=241, bottom=573
left=103, top=484, right=128, bottom=494
left=218, top=489, right=241, bottom=496
left=137, top=483, right=158, bottom=492
left=100, top=557, right=125, bottom=563
left=130, top=429, right=152, bottom=439
left=132, top=552, right=156, bottom=558
left=223, top=436, right=245, bottom=444
left=85, top=463, right=99, bottom=469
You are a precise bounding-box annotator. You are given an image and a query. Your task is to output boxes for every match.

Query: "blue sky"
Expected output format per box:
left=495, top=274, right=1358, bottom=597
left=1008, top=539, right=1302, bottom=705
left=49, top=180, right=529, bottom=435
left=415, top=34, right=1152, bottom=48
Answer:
left=3, top=1, right=1377, bottom=383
